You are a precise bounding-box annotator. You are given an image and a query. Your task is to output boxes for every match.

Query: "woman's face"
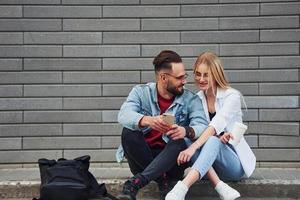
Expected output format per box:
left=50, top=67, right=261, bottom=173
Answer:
left=194, top=63, right=216, bottom=91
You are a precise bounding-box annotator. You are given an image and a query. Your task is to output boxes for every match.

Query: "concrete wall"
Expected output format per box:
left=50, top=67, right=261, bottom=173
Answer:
left=0, top=0, right=299, bottom=168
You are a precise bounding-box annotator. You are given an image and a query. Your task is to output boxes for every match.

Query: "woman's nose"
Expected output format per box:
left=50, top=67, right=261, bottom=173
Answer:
left=199, top=76, right=205, bottom=82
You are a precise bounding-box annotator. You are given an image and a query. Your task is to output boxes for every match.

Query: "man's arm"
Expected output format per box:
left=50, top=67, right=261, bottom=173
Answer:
left=139, top=115, right=170, bottom=133
left=118, top=86, right=145, bottom=131
left=118, top=86, right=170, bottom=132
left=165, top=94, right=208, bottom=140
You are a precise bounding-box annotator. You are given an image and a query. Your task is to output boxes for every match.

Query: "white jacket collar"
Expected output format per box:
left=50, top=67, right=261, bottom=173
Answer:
left=197, top=87, right=227, bottom=122
left=197, top=87, right=226, bottom=100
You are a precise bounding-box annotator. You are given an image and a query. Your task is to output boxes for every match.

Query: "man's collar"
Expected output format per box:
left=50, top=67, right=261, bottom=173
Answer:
left=147, top=82, right=159, bottom=103
left=173, top=94, right=185, bottom=105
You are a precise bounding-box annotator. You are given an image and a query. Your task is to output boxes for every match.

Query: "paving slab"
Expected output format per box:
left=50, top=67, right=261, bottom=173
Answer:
left=0, top=168, right=299, bottom=199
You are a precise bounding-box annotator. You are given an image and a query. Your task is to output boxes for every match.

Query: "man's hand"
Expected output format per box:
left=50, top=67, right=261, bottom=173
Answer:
left=177, top=146, right=196, bottom=166
left=140, top=115, right=171, bottom=133
left=219, top=132, right=234, bottom=144
left=165, top=124, right=186, bottom=140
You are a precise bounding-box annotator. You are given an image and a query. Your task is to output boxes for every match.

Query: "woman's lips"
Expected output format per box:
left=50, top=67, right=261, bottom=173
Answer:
left=199, top=83, right=207, bottom=87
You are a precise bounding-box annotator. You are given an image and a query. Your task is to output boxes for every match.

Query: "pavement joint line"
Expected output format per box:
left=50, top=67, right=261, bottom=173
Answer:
left=0, top=168, right=299, bottom=185
left=0, top=179, right=127, bottom=186
left=1, top=178, right=300, bottom=186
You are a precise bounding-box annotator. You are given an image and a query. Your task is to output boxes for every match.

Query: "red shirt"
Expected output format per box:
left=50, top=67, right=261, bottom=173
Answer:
left=144, top=93, right=174, bottom=148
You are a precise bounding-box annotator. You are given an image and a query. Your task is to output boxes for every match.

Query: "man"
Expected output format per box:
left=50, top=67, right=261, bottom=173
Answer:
left=116, top=50, right=207, bottom=200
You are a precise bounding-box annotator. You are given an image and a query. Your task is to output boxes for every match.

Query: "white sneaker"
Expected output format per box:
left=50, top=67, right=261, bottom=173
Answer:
left=215, top=181, right=241, bottom=200
left=165, top=181, right=188, bottom=200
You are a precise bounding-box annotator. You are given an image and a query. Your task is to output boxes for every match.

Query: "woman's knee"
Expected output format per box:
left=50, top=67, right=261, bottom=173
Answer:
left=206, top=136, right=221, bottom=147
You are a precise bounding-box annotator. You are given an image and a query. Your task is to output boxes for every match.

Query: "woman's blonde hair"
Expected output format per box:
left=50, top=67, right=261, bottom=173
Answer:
left=193, top=51, right=230, bottom=89
left=194, top=51, right=248, bottom=110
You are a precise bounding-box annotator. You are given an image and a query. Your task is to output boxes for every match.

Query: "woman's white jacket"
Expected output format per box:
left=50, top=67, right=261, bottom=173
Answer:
left=197, top=87, right=256, bottom=178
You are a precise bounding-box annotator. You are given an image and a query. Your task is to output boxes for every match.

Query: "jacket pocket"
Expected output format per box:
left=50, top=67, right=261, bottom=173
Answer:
left=141, top=107, right=152, bottom=116
left=175, top=112, right=187, bottom=125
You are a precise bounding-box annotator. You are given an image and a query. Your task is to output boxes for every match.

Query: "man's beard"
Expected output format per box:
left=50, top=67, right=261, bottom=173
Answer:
left=167, top=82, right=184, bottom=96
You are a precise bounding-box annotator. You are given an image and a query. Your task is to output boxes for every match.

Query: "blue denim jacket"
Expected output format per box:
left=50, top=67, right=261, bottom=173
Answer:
left=116, top=82, right=208, bottom=162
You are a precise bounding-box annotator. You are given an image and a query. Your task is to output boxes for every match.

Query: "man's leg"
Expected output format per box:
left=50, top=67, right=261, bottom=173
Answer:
left=119, top=127, right=157, bottom=200
left=121, top=127, right=154, bottom=175
left=141, top=138, right=187, bottom=181
left=143, top=139, right=188, bottom=199
left=119, top=138, right=187, bottom=200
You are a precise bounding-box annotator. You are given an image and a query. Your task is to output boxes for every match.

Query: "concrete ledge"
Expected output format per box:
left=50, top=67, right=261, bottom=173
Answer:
left=0, top=168, right=299, bottom=199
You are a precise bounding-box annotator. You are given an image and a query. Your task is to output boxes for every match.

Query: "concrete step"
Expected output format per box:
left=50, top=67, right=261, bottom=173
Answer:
left=1, top=197, right=298, bottom=200
left=0, top=168, right=299, bottom=199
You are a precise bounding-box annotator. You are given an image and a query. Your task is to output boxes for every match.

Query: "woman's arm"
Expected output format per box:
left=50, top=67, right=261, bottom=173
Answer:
left=177, top=89, right=242, bottom=165
left=190, top=126, right=215, bottom=150
left=177, top=126, right=215, bottom=165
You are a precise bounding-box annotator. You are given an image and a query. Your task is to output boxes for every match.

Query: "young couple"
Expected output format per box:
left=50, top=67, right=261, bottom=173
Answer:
left=115, top=50, right=256, bottom=200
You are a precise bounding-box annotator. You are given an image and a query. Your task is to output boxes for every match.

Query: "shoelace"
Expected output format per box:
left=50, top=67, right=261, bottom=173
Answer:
left=123, top=180, right=138, bottom=195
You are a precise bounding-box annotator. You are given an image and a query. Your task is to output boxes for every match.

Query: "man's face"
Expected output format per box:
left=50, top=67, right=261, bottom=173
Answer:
left=164, top=63, right=188, bottom=96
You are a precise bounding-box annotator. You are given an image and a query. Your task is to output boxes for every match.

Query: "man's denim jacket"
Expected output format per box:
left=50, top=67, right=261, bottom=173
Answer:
left=116, top=82, right=208, bottom=162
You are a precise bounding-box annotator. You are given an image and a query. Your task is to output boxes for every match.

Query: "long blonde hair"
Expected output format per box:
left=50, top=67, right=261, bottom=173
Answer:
left=194, top=51, right=247, bottom=110
left=193, top=51, right=230, bottom=89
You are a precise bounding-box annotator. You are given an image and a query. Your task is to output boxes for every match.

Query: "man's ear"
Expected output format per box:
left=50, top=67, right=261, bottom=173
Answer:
left=160, top=74, right=168, bottom=83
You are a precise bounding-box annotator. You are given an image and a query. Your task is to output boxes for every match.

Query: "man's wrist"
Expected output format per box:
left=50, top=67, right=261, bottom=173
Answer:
left=139, top=116, right=149, bottom=127
left=184, top=126, right=195, bottom=139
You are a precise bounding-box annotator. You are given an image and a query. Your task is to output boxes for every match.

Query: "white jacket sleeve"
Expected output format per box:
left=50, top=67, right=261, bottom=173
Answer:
left=209, top=91, right=241, bottom=135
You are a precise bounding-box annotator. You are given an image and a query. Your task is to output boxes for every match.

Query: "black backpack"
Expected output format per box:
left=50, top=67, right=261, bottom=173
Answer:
left=33, top=155, right=118, bottom=200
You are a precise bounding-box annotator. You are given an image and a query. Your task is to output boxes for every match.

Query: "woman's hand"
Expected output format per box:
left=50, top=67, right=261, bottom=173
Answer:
left=219, top=132, right=234, bottom=144
left=177, top=146, right=196, bottom=166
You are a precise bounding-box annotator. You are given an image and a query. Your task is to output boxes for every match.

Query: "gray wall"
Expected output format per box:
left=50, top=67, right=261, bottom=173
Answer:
left=0, top=0, right=299, bottom=168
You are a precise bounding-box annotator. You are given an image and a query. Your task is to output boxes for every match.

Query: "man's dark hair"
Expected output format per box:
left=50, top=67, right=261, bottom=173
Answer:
left=153, top=50, right=182, bottom=73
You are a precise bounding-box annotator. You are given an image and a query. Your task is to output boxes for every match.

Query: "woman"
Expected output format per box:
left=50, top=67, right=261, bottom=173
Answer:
left=165, top=52, right=256, bottom=200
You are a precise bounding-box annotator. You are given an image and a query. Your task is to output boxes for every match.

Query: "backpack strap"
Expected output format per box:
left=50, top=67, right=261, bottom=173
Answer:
left=74, top=155, right=90, bottom=170
left=87, top=171, right=119, bottom=200
left=104, top=192, right=120, bottom=200
left=88, top=171, right=107, bottom=196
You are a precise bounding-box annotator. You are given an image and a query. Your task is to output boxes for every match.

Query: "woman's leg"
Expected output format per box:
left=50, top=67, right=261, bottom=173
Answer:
left=186, top=136, right=244, bottom=184
left=183, top=140, right=220, bottom=187
left=206, top=167, right=241, bottom=200
left=212, top=143, right=244, bottom=181
left=166, top=136, right=222, bottom=200
left=166, top=136, right=243, bottom=200
left=206, top=168, right=220, bottom=187
left=183, top=136, right=223, bottom=187
left=199, top=138, right=244, bottom=200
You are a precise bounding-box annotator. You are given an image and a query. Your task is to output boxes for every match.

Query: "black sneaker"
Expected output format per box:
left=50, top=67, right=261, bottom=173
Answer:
left=156, top=173, right=170, bottom=200
left=117, top=175, right=145, bottom=200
